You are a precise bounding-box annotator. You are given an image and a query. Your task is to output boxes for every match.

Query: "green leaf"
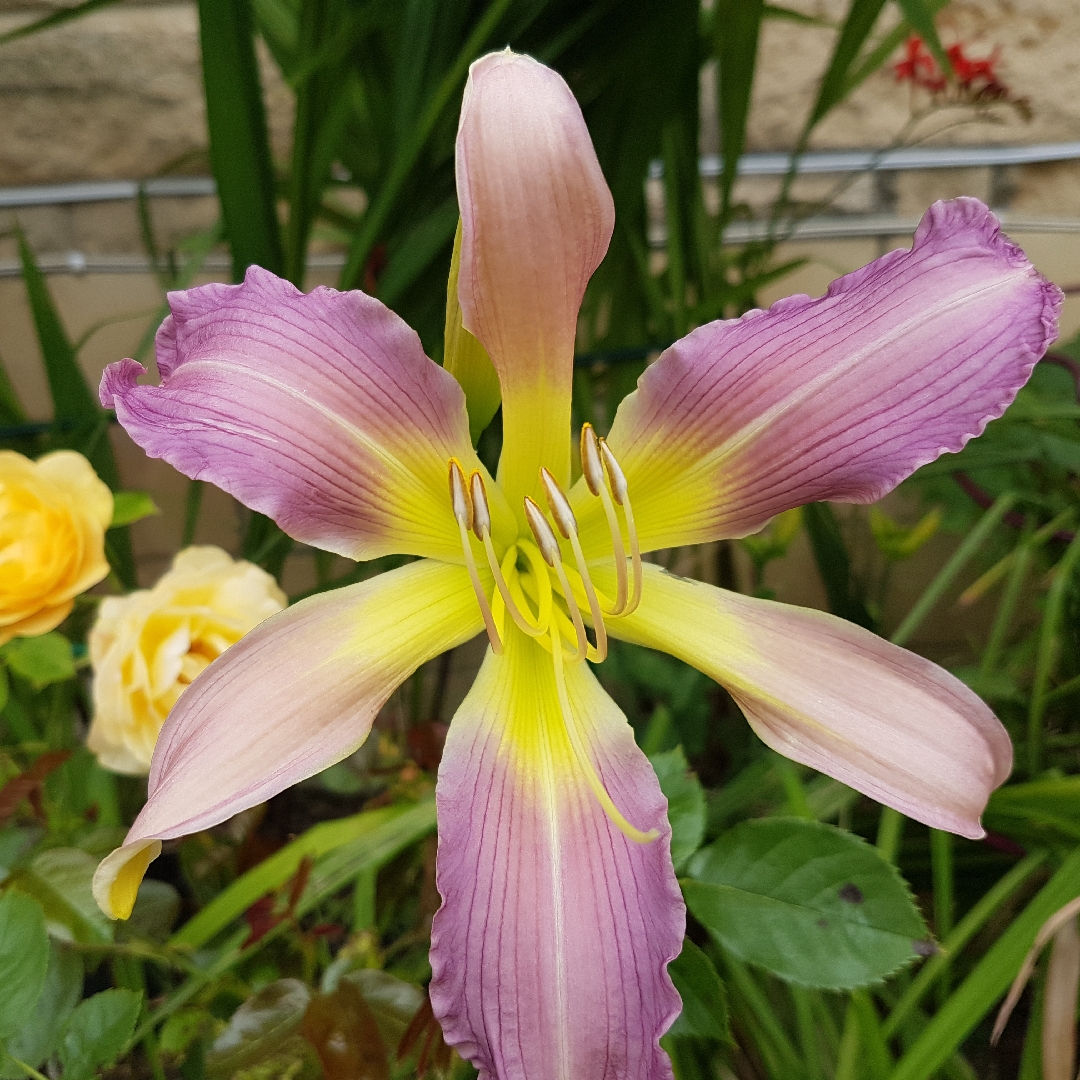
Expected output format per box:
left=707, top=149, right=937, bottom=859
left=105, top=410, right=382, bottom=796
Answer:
left=804, top=0, right=888, bottom=133
left=889, top=845, right=1080, bottom=1080
left=197, top=0, right=284, bottom=280
left=0, top=0, right=124, bottom=46
left=650, top=748, right=706, bottom=872
left=666, top=938, right=731, bottom=1043
left=684, top=818, right=929, bottom=990
left=713, top=0, right=765, bottom=219
left=172, top=799, right=436, bottom=949
left=205, top=979, right=311, bottom=1078
left=803, top=502, right=877, bottom=631
left=10, top=848, right=114, bottom=945
left=0, top=892, right=49, bottom=1040
left=0, top=351, right=27, bottom=427
left=0, top=941, right=82, bottom=1077
left=2, top=633, right=74, bottom=690
left=893, top=0, right=949, bottom=75
left=58, top=989, right=141, bottom=1080
left=109, top=491, right=159, bottom=529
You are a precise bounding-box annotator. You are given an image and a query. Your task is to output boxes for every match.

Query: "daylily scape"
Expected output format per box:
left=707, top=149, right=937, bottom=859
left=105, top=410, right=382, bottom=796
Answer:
left=93, top=51, right=1059, bottom=1080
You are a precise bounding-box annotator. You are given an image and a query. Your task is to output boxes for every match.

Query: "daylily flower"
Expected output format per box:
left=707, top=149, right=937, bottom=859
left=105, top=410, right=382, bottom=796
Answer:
left=92, top=51, right=1059, bottom=1080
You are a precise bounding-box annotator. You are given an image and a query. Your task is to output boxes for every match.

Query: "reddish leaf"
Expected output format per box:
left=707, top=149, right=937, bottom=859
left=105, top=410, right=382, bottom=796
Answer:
left=301, top=980, right=390, bottom=1080
left=0, top=750, right=71, bottom=826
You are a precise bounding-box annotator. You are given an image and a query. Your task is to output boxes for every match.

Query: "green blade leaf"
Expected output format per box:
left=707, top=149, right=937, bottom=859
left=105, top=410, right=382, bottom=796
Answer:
left=666, top=938, right=731, bottom=1043
left=109, top=491, right=159, bottom=529
left=802, top=501, right=877, bottom=631
left=684, top=818, right=929, bottom=990
left=650, top=747, right=706, bottom=873
left=197, top=0, right=284, bottom=280
left=888, top=845, right=1080, bottom=1080
left=804, top=0, right=888, bottom=133
left=714, top=0, right=765, bottom=219
left=58, top=989, right=141, bottom=1080
left=171, top=800, right=435, bottom=949
left=0, top=0, right=124, bottom=46
left=0, top=892, right=49, bottom=1040
left=893, top=0, right=949, bottom=75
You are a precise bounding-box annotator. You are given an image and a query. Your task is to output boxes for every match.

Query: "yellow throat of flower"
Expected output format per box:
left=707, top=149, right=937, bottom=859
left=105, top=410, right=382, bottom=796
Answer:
left=448, top=424, right=656, bottom=845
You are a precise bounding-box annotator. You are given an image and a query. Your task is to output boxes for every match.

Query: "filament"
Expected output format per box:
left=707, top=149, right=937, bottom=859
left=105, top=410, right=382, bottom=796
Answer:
left=549, top=623, right=659, bottom=844
left=470, top=471, right=547, bottom=639
left=449, top=460, right=502, bottom=653
left=581, top=424, right=628, bottom=615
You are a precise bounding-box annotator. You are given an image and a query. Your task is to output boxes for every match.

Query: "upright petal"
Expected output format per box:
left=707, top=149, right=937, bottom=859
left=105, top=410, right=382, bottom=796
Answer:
left=606, top=564, right=1012, bottom=839
left=457, top=51, right=614, bottom=509
left=93, top=560, right=481, bottom=918
left=431, top=628, right=683, bottom=1080
left=575, top=200, right=1060, bottom=554
left=101, top=267, right=511, bottom=562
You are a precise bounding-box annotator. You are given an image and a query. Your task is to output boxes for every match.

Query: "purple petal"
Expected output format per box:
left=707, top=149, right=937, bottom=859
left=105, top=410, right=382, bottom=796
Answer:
left=430, top=629, right=684, bottom=1080
left=457, top=51, right=614, bottom=506
left=101, top=267, right=505, bottom=562
left=575, top=199, right=1061, bottom=554
left=94, top=560, right=480, bottom=918
left=610, top=564, right=1012, bottom=839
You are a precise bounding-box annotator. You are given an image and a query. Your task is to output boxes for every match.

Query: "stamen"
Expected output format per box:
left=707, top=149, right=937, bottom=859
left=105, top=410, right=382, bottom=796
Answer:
left=448, top=460, right=502, bottom=653
left=540, top=468, right=607, bottom=663
left=599, top=439, right=643, bottom=616
left=581, top=424, right=628, bottom=615
left=525, top=498, right=588, bottom=663
left=470, top=471, right=546, bottom=639
left=549, top=623, right=659, bottom=844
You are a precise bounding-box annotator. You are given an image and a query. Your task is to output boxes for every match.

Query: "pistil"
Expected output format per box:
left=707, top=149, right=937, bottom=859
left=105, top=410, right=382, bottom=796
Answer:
left=549, top=622, right=659, bottom=845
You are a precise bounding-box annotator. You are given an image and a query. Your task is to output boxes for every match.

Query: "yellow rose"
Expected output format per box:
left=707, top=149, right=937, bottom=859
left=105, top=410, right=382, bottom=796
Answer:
left=88, top=546, right=287, bottom=774
left=0, top=450, right=113, bottom=645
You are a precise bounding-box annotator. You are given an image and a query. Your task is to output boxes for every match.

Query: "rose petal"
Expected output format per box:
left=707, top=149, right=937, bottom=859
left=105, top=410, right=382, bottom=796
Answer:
left=101, top=266, right=511, bottom=562
left=575, top=199, right=1061, bottom=554
left=430, top=628, right=683, bottom=1080
left=608, top=564, right=1012, bottom=839
left=94, top=560, right=482, bottom=918
left=457, top=51, right=614, bottom=508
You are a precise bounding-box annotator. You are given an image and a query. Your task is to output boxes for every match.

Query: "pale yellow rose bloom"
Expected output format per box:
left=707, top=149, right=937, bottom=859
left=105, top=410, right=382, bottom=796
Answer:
left=88, top=546, right=287, bottom=774
left=0, top=450, right=113, bottom=645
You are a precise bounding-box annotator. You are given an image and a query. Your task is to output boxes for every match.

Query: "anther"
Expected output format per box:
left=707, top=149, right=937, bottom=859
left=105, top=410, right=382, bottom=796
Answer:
left=448, top=458, right=472, bottom=528
left=541, top=467, right=607, bottom=662
left=580, top=423, right=606, bottom=497
left=448, top=460, right=502, bottom=654
left=469, top=470, right=491, bottom=541
left=582, top=424, right=628, bottom=615
left=524, top=497, right=562, bottom=568
left=525, top=498, right=588, bottom=662
left=599, top=439, right=642, bottom=616
left=599, top=439, right=628, bottom=506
